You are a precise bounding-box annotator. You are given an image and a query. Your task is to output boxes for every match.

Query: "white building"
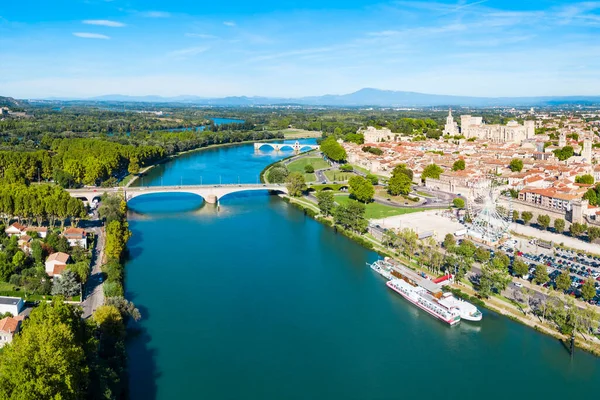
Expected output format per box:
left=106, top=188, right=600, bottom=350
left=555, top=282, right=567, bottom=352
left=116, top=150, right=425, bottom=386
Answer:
left=62, top=228, right=87, bottom=249
left=4, top=223, right=26, bottom=237
left=45, top=252, right=70, bottom=277
left=460, top=115, right=535, bottom=143
left=360, top=126, right=395, bottom=143
left=0, top=316, right=23, bottom=348
left=0, top=296, right=24, bottom=316
left=443, top=109, right=459, bottom=136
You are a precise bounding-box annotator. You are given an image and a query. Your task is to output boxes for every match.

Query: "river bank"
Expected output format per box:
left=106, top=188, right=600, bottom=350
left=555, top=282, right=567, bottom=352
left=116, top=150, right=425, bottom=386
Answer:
left=266, top=153, right=600, bottom=357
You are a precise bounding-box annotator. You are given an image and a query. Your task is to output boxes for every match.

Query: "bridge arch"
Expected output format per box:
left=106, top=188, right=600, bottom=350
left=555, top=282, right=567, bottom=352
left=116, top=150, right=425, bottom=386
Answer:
left=218, top=187, right=288, bottom=202
left=125, top=190, right=206, bottom=203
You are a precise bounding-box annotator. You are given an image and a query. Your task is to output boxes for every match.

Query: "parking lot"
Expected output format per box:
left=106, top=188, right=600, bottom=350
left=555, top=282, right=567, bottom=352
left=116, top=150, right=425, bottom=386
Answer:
left=500, top=241, right=600, bottom=305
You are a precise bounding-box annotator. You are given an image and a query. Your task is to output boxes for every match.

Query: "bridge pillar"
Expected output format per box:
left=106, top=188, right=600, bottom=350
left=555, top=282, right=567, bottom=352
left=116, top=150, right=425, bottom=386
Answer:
left=205, top=194, right=218, bottom=204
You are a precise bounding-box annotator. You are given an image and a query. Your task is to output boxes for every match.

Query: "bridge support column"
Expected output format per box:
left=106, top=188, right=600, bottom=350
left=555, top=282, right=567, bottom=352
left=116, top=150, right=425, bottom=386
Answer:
left=205, top=194, right=218, bottom=204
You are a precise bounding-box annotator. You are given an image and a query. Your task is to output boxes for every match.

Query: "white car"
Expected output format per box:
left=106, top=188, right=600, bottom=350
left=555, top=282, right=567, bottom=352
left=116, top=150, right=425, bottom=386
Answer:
left=514, top=282, right=523, bottom=288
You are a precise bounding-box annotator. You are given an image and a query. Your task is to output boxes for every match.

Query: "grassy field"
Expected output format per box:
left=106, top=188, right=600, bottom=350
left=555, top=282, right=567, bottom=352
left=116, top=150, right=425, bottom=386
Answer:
left=303, top=173, right=317, bottom=182
left=416, top=191, right=434, bottom=198
left=334, top=195, right=427, bottom=219
left=282, top=128, right=322, bottom=139
left=287, top=157, right=330, bottom=173
left=324, top=170, right=353, bottom=182
left=374, top=189, right=420, bottom=204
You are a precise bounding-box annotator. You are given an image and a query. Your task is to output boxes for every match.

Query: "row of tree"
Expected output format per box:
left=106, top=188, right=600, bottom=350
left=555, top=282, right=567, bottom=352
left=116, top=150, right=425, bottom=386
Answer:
left=0, top=183, right=86, bottom=228
left=516, top=211, right=600, bottom=242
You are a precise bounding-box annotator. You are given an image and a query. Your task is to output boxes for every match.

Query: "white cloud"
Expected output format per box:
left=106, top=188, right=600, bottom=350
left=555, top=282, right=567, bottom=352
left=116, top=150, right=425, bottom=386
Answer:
left=168, top=46, right=210, bottom=57
left=73, top=32, right=110, bottom=40
left=82, top=20, right=126, bottom=27
left=141, top=11, right=171, bottom=18
left=223, top=21, right=236, bottom=27
left=185, top=33, right=219, bottom=39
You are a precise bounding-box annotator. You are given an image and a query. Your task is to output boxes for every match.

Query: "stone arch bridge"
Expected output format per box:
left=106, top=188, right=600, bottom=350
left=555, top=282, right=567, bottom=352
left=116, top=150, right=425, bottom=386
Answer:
left=254, top=141, right=319, bottom=153
left=67, top=184, right=289, bottom=204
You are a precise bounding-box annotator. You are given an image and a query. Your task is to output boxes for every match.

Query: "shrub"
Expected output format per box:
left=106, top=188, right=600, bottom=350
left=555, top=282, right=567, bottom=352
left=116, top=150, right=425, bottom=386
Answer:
left=304, top=164, right=315, bottom=173
left=103, top=281, right=124, bottom=298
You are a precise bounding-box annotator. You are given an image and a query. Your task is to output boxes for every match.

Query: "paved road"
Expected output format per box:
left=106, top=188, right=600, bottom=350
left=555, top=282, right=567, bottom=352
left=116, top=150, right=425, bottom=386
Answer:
left=82, top=226, right=105, bottom=318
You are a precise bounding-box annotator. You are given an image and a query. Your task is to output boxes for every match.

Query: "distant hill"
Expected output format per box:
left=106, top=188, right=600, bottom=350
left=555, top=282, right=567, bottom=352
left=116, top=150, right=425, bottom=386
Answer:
left=16, top=89, right=600, bottom=107
left=0, top=96, right=24, bottom=108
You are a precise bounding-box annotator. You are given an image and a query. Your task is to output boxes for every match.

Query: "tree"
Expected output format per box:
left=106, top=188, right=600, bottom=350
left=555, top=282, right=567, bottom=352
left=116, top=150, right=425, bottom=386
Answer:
left=452, top=159, right=465, bottom=171
left=105, top=220, right=132, bottom=261
left=316, top=191, right=335, bottom=217
left=553, top=145, right=574, bottom=161
left=421, top=163, right=443, bottom=183
left=569, top=222, right=587, bottom=238
left=513, top=259, right=529, bottom=277
left=348, top=176, right=374, bottom=203
left=583, top=188, right=598, bottom=206
left=443, top=233, right=456, bottom=249
left=512, top=210, right=519, bottom=222
left=509, top=158, right=524, bottom=172
left=474, top=247, right=490, bottom=263
left=334, top=200, right=367, bottom=233
left=391, top=164, right=413, bottom=181
left=304, top=164, right=314, bottom=173
left=98, top=194, right=125, bottom=224
left=365, top=174, right=378, bottom=185
left=285, top=172, right=307, bottom=197
left=0, top=300, right=89, bottom=399
left=521, top=211, right=533, bottom=225
left=533, top=264, right=549, bottom=285
left=554, top=218, right=566, bottom=233
left=31, top=239, right=44, bottom=264
left=128, top=157, right=140, bottom=175
left=387, top=172, right=412, bottom=196
left=581, top=279, right=597, bottom=301
left=588, top=226, right=600, bottom=242
left=51, top=270, right=80, bottom=297
left=556, top=270, right=572, bottom=292
left=267, top=166, right=289, bottom=183
left=537, top=214, right=551, bottom=230
left=68, top=261, right=90, bottom=285
left=93, top=305, right=125, bottom=338
left=320, top=137, right=347, bottom=162
left=105, top=296, right=141, bottom=322
left=575, top=174, right=594, bottom=185
left=452, top=197, right=465, bottom=209
left=12, top=251, right=27, bottom=271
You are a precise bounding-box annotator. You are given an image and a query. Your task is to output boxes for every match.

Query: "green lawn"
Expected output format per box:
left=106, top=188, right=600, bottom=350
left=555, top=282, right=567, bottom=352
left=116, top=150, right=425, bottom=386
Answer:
left=416, top=191, right=434, bottom=198
left=324, top=170, right=353, bottom=182
left=334, top=195, right=428, bottom=219
left=303, top=173, right=317, bottom=182
left=287, top=157, right=330, bottom=173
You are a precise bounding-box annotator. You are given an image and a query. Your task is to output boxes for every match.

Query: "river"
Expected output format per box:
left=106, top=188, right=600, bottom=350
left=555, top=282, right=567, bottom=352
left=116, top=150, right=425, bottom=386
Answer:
left=126, top=140, right=599, bottom=400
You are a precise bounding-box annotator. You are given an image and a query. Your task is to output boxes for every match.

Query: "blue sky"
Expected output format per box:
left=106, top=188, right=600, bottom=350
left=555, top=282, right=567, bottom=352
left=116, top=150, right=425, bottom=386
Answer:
left=1, top=0, right=599, bottom=98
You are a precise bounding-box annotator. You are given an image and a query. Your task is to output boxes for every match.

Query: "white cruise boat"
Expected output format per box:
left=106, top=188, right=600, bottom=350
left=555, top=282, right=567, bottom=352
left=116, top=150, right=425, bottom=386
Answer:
left=437, top=292, right=482, bottom=321
left=386, top=279, right=461, bottom=325
left=368, top=260, right=393, bottom=280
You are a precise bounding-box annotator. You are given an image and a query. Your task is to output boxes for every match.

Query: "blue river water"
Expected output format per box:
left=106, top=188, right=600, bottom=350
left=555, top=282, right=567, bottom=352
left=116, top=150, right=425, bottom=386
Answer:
left=125, top=140, right=599, bottom=400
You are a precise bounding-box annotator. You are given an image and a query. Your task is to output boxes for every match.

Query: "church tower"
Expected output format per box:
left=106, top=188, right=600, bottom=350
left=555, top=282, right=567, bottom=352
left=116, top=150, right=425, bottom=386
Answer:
left=558, top=132, right=566, bottom=147
left=443, top=108, right=458, bottom=136
left=582, top=136, right=592, bottom=162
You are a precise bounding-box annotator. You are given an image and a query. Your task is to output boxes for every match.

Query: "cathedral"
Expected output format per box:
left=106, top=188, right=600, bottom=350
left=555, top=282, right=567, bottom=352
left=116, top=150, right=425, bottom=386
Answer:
left=443, top=109, right=535, bottom=144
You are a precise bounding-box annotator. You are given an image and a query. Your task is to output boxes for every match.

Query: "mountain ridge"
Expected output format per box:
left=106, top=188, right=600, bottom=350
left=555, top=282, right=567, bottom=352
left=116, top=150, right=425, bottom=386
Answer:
left=13, top=89, right=600, bottom=107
